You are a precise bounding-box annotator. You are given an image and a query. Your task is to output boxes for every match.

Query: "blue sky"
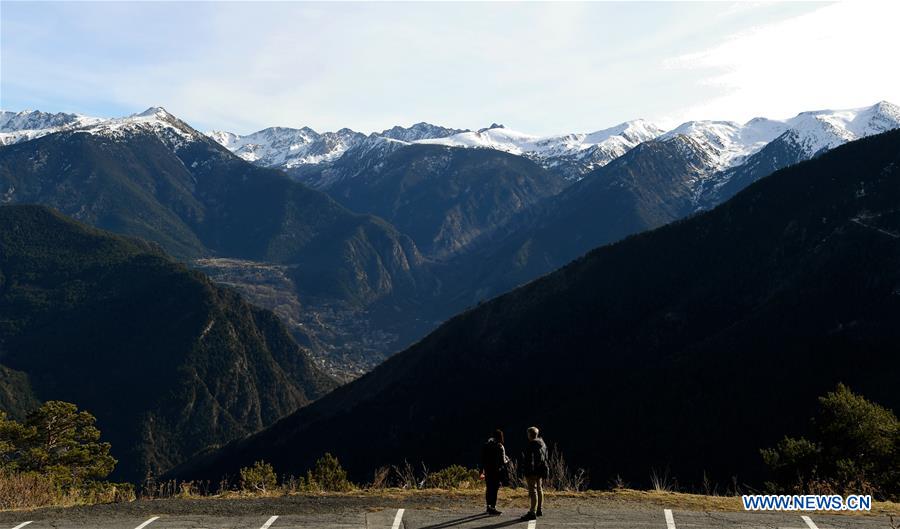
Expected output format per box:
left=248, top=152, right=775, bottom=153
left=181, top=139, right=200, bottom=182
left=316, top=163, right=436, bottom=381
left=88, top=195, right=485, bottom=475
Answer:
left=2, top=2, right=898, bottom=135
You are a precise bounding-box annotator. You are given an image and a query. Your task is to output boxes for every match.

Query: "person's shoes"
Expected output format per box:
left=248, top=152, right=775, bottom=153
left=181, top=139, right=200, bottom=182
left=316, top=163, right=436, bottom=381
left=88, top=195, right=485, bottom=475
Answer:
left=487, top=507, right=502, bottom=516
left=521, top=512, right=537, bottom=521
left=536, top=509, right=543, bottom=517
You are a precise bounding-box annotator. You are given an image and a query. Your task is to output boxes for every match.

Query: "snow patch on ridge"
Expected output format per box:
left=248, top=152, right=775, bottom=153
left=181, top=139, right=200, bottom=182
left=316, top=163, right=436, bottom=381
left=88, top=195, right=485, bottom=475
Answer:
left=0, top=110, right=104, bottom=146
left=72, top=107, right=202, bottom=150
left=417, top=119, right=664, bottom=174
left=661, top=101, right=900, bottom=171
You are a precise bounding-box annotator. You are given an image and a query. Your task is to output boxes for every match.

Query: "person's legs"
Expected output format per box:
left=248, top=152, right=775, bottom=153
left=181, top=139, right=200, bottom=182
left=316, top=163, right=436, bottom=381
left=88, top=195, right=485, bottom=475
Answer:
left=485, top=477, right=499, bottom=511
left=536, top=478, right=544, bottom=513
left=526, top=476, right=537, bottom=513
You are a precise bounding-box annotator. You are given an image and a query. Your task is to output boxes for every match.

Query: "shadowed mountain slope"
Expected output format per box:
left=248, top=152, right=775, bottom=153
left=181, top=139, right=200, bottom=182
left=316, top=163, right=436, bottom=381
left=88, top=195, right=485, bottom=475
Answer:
left=0, top=205, right=338, bottom=481
left=172, top=130, right=900, bottom=489
left=321, top=144, right=565, bottom=258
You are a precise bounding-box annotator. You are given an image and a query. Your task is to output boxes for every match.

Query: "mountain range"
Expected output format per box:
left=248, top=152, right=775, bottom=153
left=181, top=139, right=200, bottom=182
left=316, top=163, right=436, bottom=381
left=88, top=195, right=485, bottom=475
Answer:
left=0, top=106, right=432, bottom=297
left=2, top=100, right=899, bottom=490
left=207, top=122, right=467, bottom=170
left=2, top=102, right=898, bottom=378
left=6, top=103, right=896, bottom=184
left=171, top=128, right=900, bottom=489
left=202, top=102, right=898, bottom=184
left=0, top=107, right=443, bottom=375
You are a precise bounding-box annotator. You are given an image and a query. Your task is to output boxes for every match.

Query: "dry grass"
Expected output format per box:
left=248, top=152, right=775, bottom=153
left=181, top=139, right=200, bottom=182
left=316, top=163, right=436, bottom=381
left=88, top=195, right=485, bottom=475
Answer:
left=126, top=486, right=900, bottom=518
left=0, top=472, right=58, bottom=510
left=0, top=472, right=134, bottom=511
left=4, top=474, right=897, bottom=519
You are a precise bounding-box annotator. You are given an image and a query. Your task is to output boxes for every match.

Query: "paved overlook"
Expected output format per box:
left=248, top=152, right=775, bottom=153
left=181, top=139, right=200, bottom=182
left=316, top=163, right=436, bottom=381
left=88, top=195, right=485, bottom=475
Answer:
left=0, top=494, right=894, bottom=529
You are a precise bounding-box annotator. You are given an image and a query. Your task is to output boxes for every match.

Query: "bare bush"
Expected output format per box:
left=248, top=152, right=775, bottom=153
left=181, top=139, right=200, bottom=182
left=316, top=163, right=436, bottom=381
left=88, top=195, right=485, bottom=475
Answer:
left=505, top=459, right=525, bottom=489
left=179, top=481, right=200, bottom=498
left=610, top=474, right=628, bottom=490
left=281, top=474, right=302, bottom=494
left=727, top=476, right=742, bottom=496
left=701, top=471, right=718, bottom=496
left=650, top=468, right=676, bottom=492
left=391, top=460, right=428, bottom=489
left=545, top=444, right=589, bottom=491
left=369, top=466, right=391, bottom=489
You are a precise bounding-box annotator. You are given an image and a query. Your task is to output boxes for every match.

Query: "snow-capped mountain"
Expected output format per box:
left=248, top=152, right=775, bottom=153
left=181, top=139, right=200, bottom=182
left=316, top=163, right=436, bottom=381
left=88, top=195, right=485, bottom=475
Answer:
left=378, top=122, right=468, bottom=142
left=0, top=110, right=103, bottom=146
left=6, top=102, right=898, bottom=188
left=207, top=120, right=661, bottom=180
left=659, top=118, right=787, bottom=170
left=207, top=127, right=367, bottom=168
left=70, top=107, right=205, bottom=151
left=418, top=119, right=664, bottom=178
left=0, top=107, right=205, bottom=151
left=207, top=122, right=464, bottom=169
left=782, top=100, right=900, bottom=157
left=653, top=101, right=900, bottom=210
left=205, top=102, right=898, bottom=183
left=660, top=101, right=900, bottom=173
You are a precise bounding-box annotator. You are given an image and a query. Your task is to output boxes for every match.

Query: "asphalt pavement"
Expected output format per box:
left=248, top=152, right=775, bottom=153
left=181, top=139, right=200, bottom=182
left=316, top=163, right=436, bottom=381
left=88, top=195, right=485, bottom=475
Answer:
left=0, top=494, right=894, bottom=529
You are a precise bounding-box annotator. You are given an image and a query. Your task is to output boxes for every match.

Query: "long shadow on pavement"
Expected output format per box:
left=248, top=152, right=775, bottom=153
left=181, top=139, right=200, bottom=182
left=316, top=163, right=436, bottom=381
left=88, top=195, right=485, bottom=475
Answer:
left=418, top=513, right=492, bottom=529
left=469, top=519, right=527, bottom=529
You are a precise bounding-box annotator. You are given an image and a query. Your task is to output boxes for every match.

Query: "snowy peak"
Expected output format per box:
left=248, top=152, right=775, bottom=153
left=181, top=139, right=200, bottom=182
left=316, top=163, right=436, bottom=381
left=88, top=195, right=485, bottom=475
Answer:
left=660, top=119, right=786, bottom=169
left=478, top=123, right=506, bottom=133
left=71, top=106, right=204, bottom=150
left=783, top=101, right=900, bottom=157
left=417, top=119, right=664, bottom=177
left=584, top=119, right=663, bottom=144
left=208, top=117, right=662, bottom=178
left=206, top=116, right=663, bottom=178
left=206, top=126, right=366, bottom=168
left=377, top=122, right=468, bottom=142
left=0, top=106, right=207, bottom=150
left=660, top=101, right=900, bottom=171
left=132, top=106, right=171, bottom=118
left=0, top=109, right=103, bottom=146
left=1, top=109, right=88, bottom=131
left=206, top=122, right=466, bottom=168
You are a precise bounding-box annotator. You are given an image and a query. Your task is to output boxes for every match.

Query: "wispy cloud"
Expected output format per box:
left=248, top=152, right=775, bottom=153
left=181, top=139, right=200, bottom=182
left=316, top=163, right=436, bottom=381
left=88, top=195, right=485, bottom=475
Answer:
left=664, top=1, right=900, bottom=124
left=2, top=2, right=893, bottom=135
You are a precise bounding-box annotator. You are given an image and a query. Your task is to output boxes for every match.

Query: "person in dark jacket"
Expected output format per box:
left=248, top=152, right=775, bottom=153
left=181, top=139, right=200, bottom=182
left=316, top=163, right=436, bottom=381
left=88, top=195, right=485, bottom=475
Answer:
left=521, top=426, right=548, bottom=520
left=481, top=429, right=508, bottom=515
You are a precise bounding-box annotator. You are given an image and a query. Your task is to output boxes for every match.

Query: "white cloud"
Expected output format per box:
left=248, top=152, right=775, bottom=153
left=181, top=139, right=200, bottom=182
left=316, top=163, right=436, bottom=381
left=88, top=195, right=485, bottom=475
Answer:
left=3, top=2, right=894, bottom=135
left=664, top=1, right=900, bottom=124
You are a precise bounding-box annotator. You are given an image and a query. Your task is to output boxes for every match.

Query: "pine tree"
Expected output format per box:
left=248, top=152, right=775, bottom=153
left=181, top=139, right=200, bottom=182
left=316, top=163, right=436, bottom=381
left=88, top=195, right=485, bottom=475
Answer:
left=16, top=401, right=116, bottom=487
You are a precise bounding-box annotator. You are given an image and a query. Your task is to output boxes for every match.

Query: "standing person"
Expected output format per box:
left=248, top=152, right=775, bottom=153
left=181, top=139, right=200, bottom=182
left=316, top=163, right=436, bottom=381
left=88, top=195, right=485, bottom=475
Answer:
left=481, top=429, right=508, bottom=515
left=521, top=426, right=548, bottom=520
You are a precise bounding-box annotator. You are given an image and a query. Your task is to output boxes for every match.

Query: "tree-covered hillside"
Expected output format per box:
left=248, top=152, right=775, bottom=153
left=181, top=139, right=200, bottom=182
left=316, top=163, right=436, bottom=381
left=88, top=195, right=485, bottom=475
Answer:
left=0, top=205, right=338, bottom=481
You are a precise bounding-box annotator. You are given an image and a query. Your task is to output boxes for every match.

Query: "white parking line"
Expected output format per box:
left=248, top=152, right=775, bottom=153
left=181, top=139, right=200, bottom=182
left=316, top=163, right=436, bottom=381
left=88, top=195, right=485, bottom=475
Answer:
left=527, top=521, right=537, bottom=529
left=801, top=515, right=819, bottom=529
left=260, top=515, right=279, bottom=529
left=391, top=508, right=405, bottom=529
left=11, top=523, right=33, bottom=529
left=134, top=517, right=159, bottom=529
left=664, top=509, right=676, bottom=529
